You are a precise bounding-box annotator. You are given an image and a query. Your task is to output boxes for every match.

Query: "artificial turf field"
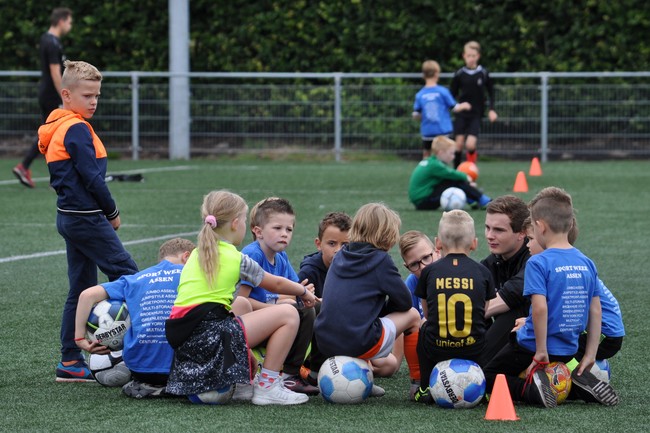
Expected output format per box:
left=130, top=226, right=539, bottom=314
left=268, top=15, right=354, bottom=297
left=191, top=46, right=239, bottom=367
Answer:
left=0, top=157, right=647, bottom=433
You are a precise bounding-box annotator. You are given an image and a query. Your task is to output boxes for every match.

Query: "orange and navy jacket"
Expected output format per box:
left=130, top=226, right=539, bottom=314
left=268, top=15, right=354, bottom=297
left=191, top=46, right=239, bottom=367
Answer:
left=38, top=108, right=119, bottom=219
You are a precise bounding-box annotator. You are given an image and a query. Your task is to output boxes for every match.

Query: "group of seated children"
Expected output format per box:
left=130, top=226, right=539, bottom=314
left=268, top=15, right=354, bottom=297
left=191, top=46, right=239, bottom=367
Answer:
left=53, top=59, right=620, bottom=409
left=72, top=187, right=622, bottom=408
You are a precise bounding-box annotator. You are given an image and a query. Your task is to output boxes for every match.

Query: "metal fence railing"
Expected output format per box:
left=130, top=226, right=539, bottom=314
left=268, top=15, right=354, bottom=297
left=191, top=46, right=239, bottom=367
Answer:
left=2, top=71, right=650, bottom=161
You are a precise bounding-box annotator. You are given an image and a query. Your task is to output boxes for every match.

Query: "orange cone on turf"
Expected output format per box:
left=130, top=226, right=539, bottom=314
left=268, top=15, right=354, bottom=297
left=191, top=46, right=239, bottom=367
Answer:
left=485, top=374, right=520, bottom=421
left=529, top=157, right=542, bottom=176
left=513, top=171, right=528, bottom=193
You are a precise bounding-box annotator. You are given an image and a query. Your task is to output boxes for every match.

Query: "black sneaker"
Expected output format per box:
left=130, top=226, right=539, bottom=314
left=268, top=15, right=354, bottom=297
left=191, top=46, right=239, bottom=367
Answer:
left=122, top=380, right=168, bottom=399
left=571, top=369, right=619, bottom=406
left=529, top=370, right=557, bottom=408
left=413, top=386, right=432, bottom=404
left=300, top=365, right=318, bottom=387
left=282, top=374, right=320, bottom=395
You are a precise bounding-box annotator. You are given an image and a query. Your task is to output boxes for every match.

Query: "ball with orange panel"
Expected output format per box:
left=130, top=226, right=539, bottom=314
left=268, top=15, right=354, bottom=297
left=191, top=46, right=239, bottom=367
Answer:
left=457, top=161, right=479, bottom=182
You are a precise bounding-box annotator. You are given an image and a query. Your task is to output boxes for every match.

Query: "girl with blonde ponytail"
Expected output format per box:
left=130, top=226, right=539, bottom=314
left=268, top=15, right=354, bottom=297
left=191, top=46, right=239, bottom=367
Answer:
left=165, top=190, right=317, bottom=406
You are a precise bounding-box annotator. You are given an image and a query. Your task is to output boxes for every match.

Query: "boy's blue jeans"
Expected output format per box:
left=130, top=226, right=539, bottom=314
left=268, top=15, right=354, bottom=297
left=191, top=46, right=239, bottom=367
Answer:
left=56, top=213, right=138, bottom=362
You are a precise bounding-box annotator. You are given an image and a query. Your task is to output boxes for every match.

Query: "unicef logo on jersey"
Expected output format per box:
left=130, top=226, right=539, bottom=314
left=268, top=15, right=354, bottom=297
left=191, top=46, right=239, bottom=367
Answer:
left=465, top=336, right=476, bottom=346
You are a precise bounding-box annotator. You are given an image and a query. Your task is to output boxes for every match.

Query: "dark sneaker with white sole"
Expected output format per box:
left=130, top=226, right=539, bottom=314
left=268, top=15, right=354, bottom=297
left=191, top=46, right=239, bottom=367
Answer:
left=122, top=380, right=168, bottom=399
left=530, top=369, right=558, bottom=408
left=571, top=369, right=619, bottom=406
left=55, top=360, right=95, bottom=383
left=282, top=374, right=320, bottom=395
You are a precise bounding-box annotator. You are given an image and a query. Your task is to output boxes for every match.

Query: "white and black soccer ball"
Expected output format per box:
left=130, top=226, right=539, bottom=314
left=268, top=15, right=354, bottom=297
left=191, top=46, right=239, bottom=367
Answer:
left=86, top=299, right=130, bottom=351
left=440, top=187, right=467, bottom=211
left=318, top=356, right=373, bottom=404
left=429, top=358, right=486, bottom=409
left=89, top=351, right=132, bottom=387
left=188, top=385, right=235, bottom=405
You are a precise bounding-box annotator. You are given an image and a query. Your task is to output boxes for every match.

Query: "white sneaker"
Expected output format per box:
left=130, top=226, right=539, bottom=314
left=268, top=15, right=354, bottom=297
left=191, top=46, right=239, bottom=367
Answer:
left=251, top=378, right=309, bottom=406
left=232, top=382, right=254, bottom=401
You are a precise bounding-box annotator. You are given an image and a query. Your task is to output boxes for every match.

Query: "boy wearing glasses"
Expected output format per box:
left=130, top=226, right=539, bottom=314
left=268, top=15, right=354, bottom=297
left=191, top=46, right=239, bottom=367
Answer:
left=412, top=210, right=496, bottom=404
left=398, top=231, right=439, bottom=399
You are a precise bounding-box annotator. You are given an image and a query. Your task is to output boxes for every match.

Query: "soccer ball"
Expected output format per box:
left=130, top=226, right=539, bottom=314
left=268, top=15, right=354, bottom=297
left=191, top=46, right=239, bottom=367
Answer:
left=318, top=356, right=373, bottom=404
left=544, top=362, right=572, bottom=404
left=188, top=385, right=234, bottom=405
left=86, top=299, right=131, bottom=351
left=89, top=351, right=132, bottom=387
left=457, top=161, right=479, bottom=182
left=429, top=358, right=486, bottom=409
left=590, top=359, right=611, bottom=383
left=440, top=187, right=467, bottom=211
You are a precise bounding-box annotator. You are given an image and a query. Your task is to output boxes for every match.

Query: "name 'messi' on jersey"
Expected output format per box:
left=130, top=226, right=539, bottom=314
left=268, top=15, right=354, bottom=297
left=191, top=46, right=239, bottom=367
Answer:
left=435, top=277, right=474, bottom=290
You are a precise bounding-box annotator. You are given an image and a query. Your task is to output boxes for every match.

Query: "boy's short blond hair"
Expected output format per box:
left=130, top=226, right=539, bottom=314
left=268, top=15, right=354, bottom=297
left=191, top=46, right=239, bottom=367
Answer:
left=350, top=202, right=401, bottom=251
left=61, top=60, right=102, bottom=89
left=422, top=60, right=440, bottom=79
left=464, top=41, right=481, bottom=54
left=431, top=135, right=456, bottom=153
left=249, top=197, right=295, bottom=240
left=399, top=230, right=433, bottom=258
left=158, top=238, right=195, bottom=261
left=437, top=210, right=475, bottom=250
left=528, top=187, right=574, bottom=235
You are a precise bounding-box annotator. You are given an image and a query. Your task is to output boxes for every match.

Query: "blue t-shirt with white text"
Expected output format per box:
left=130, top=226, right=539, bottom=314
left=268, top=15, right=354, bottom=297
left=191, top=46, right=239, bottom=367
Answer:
left=102, top=260, right=181, bottom=374
left=516, top=248, right=602, bottom=355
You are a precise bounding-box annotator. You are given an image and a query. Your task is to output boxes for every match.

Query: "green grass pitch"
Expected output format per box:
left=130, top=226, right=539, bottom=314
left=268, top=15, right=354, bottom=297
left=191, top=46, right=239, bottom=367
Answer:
left=0, top=157, right=648, bottom=433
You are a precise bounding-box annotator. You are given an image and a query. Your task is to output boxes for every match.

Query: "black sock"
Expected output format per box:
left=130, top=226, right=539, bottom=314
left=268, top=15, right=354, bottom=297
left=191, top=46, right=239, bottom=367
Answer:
left=453, top=151, right=463, bottom=168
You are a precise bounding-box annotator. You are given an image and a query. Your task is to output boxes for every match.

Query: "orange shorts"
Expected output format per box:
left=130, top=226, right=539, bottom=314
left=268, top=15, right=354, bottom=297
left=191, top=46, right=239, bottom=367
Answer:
left=358, top=317, right=396, bottom=360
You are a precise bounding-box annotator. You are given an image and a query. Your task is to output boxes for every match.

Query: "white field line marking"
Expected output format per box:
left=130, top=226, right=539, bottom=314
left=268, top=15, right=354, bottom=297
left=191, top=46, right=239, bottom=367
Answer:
left=0, top=223, right=196, bottom=228
left=0, top=231, right=197, bottom=264
left=0, top=165, right=196, bottom=186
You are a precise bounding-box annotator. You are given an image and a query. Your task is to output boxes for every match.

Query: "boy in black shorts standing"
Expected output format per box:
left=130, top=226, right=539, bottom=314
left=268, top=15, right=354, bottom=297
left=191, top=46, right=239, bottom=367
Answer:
left=451, top=41, right=498, bottom=167
left=413, top=210, right=495, bottom=403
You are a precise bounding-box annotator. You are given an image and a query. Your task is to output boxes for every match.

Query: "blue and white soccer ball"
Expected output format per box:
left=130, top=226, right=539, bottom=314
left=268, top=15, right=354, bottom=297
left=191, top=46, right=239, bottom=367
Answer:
left=318, top=356, right=373, bottom=404
left=89, top=350, right=132, bottom=387
left=188, top=385, right=235, bottom=405
left=590, top=359, right=611, bottom=383
left=440, top=187, right=467, bottom=211
left=86, top=299, right=131, bottom=351
left=429, top=358, right=486, bottom=409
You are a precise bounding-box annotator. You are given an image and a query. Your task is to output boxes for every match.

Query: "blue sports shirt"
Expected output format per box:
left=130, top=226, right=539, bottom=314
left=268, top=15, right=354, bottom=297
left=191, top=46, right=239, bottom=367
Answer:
left=413, top=85, right=457, bottom=138
left=103, top=260, right=182, bottom=374
left=517, top=248, right=602, bottom=356
left=404, top=274, right=424, bottom=319
left=240, top=241, right=299, bottom=303
left=598, top=279, right=625, bottom=337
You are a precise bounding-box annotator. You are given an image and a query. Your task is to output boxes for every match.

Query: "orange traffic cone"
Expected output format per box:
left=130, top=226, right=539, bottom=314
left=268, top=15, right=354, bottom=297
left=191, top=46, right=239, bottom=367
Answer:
left=529, top=157, right=542, bottom=176
left=485, top=374, right=520, bottom=421
left=513, top=171, right=528, bottom=193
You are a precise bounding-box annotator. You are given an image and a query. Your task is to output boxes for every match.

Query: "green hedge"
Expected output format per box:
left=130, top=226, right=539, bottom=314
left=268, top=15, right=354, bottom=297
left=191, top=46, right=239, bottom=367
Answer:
left=3, top=0, right=650, bottom=73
